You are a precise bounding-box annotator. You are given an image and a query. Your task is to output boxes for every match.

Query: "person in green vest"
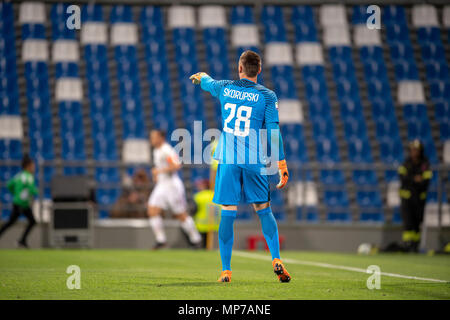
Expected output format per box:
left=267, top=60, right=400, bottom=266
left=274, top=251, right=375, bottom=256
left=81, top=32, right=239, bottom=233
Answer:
left=0, top=154, right=38, bottom=248
left=193, top=178, right=220, bottom=249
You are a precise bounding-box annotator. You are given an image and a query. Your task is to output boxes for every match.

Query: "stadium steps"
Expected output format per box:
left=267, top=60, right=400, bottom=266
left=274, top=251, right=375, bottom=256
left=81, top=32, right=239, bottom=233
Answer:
left=284, top=7, right=318, bottom=168
left=74, top=21, right=95, bottom=179
left=408, top=11, right=443, bottom=163
left=13, top=4, right=30, bottom=157
left=162, top=10, right=194, bottom=201
left=45, top=4, right=63, bottom=174
left=196, top=28, right=218, bottom=130
left=314, top=6, right=360, bottom=221
left=164, top=29, right=184, bottom=129
left=351, top=45, right=387, bottom=207
left=380, top=23, right=409, bottom=152
left=107, top=44, right=125, bottom=176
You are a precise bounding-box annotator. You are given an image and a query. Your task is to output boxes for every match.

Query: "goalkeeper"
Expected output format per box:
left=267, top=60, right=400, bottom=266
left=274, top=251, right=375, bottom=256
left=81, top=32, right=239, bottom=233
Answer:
left=0, top=154, right=38, bottom=248
left=190, top=50, right=291, bottom=283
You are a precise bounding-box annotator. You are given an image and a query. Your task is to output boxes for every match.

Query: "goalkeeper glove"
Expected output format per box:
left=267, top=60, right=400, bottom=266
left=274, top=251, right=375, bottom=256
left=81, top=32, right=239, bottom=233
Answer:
left=189, top=72, right=208, bottom=85
left=276, top=159, right=289, bottom=189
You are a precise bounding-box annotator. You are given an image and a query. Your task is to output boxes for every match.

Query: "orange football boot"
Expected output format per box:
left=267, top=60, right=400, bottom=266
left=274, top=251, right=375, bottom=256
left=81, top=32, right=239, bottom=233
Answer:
left=217, top=270, right=232, bottom=283
left=272, top=258, right=291, bottom=283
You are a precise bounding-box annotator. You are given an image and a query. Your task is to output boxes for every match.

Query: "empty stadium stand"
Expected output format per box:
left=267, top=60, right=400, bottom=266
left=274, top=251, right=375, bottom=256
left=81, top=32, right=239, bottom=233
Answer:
left=0, top=2, right=449, bottom=224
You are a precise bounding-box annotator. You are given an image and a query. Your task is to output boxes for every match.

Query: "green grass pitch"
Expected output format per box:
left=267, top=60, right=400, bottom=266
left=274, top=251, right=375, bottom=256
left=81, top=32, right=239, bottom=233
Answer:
left=0, top=249, right=449, bottom=300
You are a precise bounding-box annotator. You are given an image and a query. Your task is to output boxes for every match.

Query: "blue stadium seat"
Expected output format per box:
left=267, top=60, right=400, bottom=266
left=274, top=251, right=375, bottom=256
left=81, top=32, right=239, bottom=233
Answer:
left=21, top=23, right=46, bottom=39
left=360, top=212, right=385, bottom=223
left=82, top=4, right=103, bottom=22
left=141, top=6, right=163, bottom=26
left=375, top=118, right=399, bottom=138
left=371, top=99, right=395, bottom=119
left=312, top=118, right=336, bottom=139
left=55, top=62, right=79, bottom=78
left=294, top=22, right=317, bottom=42
left=110, top=5, right=133, bottom=23
left=343, top=117, right=368, bottom=139
left=0, top=139, right=22, bottom=160
left=95, top=167, right=120, bottom=183
left=386, top=24, right=411, bottom=44
left=421, top=44, right=445, bottom=62
left=348, top=138, right=373, bottom=163
left=425, top=62, right=449, bottom=81
left=96, top=188, right=120, bottom=205
left=316, top=138, right=340, bottom=163
left=394, top=61, right=419, bottom=80
left=389, top=43, right=415, bottom=63
left=417, top=27, right=441, bottom=45
left=0, top=165, right=20, bottom=182
left=296, top=206, right=319, bottom=223
left=430, top=81, right=450, bottom=103
left=383, top=6, right=407, bottom=26
left=93, top=136, right=118, bottom=161
left=340, top=99, right=363, bottom=118
left=264, top=22, right=287, bottom=42
left=308, top=99, right=331, bottom=119
left=439, top=121, right=450, bottom=140
left=326, top=211, right=352, bottom=223
left=230, top=6, right=254, bottom=24
left=320, top=169, right=345, bottom=185
left=329, top=46, right=352, bottom=63
left=360, top=46, right=383, bottom=62
left=357, top=190, right=382, bottom=208
left=352, top=170, right=377, bottom=185
left=379, top=138, right=404, bottom=163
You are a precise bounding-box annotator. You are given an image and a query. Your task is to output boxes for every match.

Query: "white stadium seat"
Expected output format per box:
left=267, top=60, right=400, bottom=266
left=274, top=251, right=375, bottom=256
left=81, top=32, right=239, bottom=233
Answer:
left=265, top=43, right=293, bottom=66
left=288, top=182, right=318, bottom=207
left=443, top=6, right=450, bottom=27
left=199, top=5, right=226, bottom=28
left=353, top=25, right=381, bottom=47
left=387, top=181, right=400, bottom=208
left=320, top=4, right=347, bottom=27
left=323, top=26, right=351, bottom=46
left=231, top=24, right=259, bottom=47
left=122, top=139, right=151, bottom=164
left=424, top=203, right=450, bottom=226
left=0, top=116, right=23, bottom=139
left=111, top=23, right=138, bottom=45
left=397, top=81, right=425, bottom=105
left=168, top=5, right=195, bottom=28
left=278, top=100, right=303, bottom=124
left=296, top=42, right=324, bottom=65
left=55, top=78, right=83, bottom=101
left=19, top=2, right=46, bottom=24
left=22, top=39, right=48, bottom=61
left=52, top=40, right=79, bottom=62
left=412, top=4, right=439, bottom=27
left=443, top=141, right=450, bottom=163
left=81, top=22, right=108, bottom=44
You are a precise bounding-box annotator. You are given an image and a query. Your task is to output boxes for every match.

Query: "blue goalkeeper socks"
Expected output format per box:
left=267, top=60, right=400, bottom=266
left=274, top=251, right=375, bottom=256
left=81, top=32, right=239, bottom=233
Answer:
left=218, top=209, right=237, bottom=271
left=257, top=206, right=280, bottom=260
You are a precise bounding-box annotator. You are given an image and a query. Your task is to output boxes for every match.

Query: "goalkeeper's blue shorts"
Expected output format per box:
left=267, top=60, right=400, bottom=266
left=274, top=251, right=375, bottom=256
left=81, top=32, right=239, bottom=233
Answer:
left=213, top=164, right=270, bottom=206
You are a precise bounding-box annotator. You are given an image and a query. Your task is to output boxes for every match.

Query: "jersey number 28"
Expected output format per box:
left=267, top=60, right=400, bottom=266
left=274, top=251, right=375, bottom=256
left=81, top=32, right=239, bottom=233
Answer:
left=223, top=103, right=252, bottom=137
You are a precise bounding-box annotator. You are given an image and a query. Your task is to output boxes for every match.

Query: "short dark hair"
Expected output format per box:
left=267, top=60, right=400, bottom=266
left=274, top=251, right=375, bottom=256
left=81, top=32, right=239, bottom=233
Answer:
left=22, top=154, right=33, bottom=169
left=151, top=129, right=166, bottom=139
left=239, top=50, right=261, bottom=77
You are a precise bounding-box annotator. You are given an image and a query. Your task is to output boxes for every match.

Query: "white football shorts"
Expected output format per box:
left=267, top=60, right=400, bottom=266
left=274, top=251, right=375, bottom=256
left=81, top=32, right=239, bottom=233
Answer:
left=148, top=177, right=187, bottom=214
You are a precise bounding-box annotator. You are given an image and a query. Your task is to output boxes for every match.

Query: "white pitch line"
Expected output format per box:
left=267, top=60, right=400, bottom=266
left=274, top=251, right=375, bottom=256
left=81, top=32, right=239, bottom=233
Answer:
left=234, top=251, right=449, bottom=284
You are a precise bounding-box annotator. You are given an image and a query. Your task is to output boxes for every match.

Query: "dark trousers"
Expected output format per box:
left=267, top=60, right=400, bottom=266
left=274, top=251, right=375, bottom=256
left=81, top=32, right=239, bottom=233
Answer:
left=0, top=204, right=36, bottom=244
left=401, top=198, right=425, bottom=233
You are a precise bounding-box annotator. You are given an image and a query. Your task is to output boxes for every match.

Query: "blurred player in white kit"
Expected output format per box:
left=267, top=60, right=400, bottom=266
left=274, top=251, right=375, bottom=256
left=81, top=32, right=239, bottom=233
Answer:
left=147, top=129, right=202, bottom=249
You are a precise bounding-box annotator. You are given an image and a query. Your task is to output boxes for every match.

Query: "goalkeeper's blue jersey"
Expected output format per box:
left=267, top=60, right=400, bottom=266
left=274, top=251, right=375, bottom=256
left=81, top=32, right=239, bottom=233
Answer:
left=201, top=75, right=280, bottom=173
